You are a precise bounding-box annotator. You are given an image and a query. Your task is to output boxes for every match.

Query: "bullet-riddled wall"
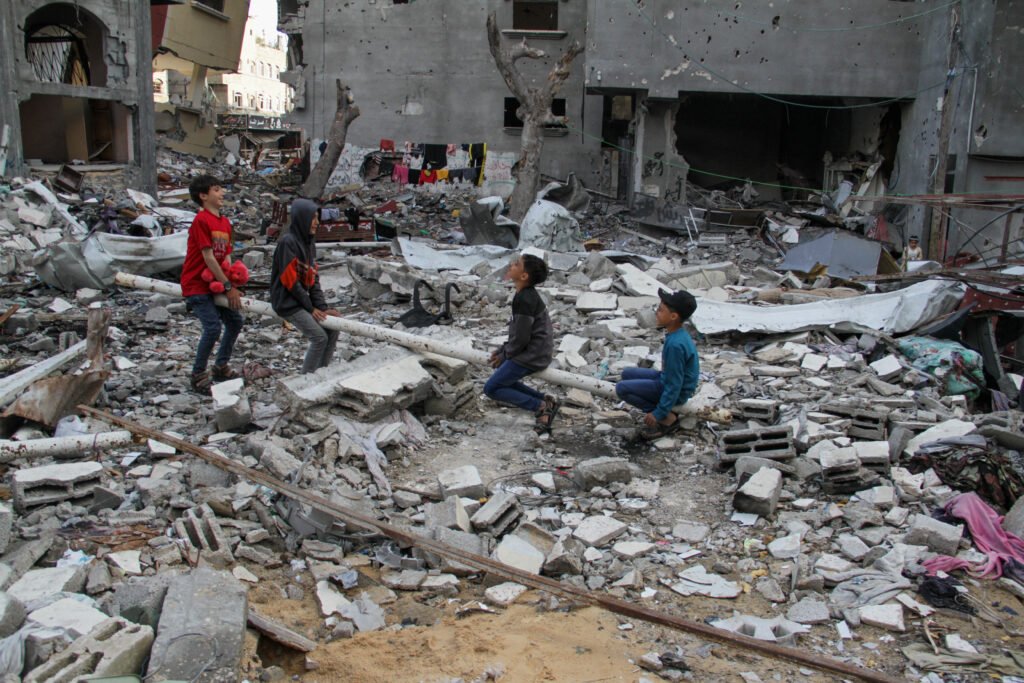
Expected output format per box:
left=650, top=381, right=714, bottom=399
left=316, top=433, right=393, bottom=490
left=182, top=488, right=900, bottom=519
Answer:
left=281, top=0, right=606, bottom=191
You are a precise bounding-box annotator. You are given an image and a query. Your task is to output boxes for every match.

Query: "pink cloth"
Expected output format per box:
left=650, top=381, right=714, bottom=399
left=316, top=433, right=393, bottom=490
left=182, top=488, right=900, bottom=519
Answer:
left=922, top=492, right=1024, bottom=579
left=391, top=164, right=409, bottom=184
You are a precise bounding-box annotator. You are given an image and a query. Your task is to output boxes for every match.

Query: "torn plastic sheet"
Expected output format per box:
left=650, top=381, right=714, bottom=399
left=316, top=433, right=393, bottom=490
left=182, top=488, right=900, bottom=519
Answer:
left=517, top=199, right=583, bottom=253
left=33, top=230, right=188, bottom=291
left=691, top=279, right=964, bottom=335
left=396, top=237, right=512, bottom=272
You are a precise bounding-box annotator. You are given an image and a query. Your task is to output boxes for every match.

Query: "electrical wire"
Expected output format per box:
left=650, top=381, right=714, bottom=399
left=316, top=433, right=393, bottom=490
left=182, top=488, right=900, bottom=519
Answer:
left=623, top=0, right=953, bottom=111
left=707, top=0, right=960, bottom=33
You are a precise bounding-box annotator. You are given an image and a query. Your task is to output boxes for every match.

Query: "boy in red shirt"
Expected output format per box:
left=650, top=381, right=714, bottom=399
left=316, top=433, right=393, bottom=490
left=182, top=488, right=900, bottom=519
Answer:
left=180, top=175, right=245, bottom=393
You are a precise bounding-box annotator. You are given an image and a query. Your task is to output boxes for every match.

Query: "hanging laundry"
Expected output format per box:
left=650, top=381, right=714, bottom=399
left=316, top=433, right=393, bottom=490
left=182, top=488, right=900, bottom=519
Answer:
left=380, top=139, right=396, bottom=152
left=435, top=169, right=449, bottom=183
left=408, top=169, right=421, bottom=185
left=446, top=143, right=457, bottom=155
left=423, top=143, right=448, bottom=169
left=391, top=164, right=409, bottom=185
left=419, top=169, right=438, bottom=185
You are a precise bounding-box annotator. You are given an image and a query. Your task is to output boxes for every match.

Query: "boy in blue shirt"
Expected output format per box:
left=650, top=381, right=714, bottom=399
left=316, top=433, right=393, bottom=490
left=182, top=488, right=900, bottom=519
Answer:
left=615, top=289, right=699, bottom=439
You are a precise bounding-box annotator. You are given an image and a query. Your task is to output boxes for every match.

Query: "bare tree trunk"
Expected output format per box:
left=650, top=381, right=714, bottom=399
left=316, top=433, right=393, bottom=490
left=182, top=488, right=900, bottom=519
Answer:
left=486, top=12, right=582, bottom=223
left=300, top=79, right=361, bottom=200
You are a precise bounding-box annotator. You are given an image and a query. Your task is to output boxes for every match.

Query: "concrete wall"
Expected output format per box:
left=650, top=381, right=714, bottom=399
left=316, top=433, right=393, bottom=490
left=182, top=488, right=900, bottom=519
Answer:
left=285, top=0, right=605, bottom=189
left=584, top=0, right=924, bottom=99
left=0, top=0, right=154, bottom=189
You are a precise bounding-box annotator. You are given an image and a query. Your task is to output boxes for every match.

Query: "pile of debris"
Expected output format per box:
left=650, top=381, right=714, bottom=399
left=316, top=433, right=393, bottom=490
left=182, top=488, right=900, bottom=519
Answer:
left=1, top=147, right=1023, bottom=682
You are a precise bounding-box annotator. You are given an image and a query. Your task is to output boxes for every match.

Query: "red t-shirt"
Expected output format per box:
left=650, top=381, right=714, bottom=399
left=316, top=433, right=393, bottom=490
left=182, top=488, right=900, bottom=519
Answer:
left=181, top=210, right=233, bottom=296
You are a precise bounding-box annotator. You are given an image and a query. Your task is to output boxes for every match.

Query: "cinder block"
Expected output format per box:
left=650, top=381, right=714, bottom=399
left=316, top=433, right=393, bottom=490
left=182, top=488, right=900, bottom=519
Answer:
left=737, top=399, right=779, bottom=422
left=470, top=491, right=521, bottom=535
left=821, top=402, right=887, bottom=440
left=173, top=503, right=234, bottom=567
left=12, top=462, right=103, bottom=511
left=146, top=569, right=247, bottom=683
left=720, top=426, right=795, bottom=463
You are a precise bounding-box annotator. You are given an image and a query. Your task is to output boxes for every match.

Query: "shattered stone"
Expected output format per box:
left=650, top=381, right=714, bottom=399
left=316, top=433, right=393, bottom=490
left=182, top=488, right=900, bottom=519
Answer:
left=904, top=514, right=963, bottom=556
left=572, top=457, right=632, bottom=489
left=858, top=603, right=905, bottom=632
left=733, top=467, right=782, bottom=517
left=572, top=516, right=628, bottom=546
left=484, top=582, right=528, bottom=606
left=786, top=598, right=831, bottom=625
left=437, top=465, right=486, bottom=499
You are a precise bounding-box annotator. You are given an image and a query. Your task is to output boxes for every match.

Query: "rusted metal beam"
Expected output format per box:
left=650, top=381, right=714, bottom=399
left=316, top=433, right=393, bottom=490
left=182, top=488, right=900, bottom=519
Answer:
left=79, top=405, right=901, bottom=683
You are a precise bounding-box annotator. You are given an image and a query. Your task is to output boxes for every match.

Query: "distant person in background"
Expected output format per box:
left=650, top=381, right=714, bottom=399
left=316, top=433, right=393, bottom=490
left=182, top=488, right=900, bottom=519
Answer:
left=902, top=235, right=923, bottom=271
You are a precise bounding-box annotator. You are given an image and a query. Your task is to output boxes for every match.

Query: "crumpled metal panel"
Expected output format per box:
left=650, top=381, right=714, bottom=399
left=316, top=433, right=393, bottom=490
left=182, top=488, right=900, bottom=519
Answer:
left=778, top=231, right=881, bottom=279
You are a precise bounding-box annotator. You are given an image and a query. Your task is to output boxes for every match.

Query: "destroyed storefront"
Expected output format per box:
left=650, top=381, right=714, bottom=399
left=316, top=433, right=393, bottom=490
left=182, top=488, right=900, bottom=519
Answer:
left=0, top=0, right=156, bottom=192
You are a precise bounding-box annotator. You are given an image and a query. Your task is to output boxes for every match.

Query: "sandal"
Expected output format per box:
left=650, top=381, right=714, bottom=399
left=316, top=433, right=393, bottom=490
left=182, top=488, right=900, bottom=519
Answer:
left=640, top=414, right=682, bottom=441
left=190, top=370, right=212, bottom=395
left=211, top=364, right=241, bottom=382
left=534, top=397, right=561, bottom=435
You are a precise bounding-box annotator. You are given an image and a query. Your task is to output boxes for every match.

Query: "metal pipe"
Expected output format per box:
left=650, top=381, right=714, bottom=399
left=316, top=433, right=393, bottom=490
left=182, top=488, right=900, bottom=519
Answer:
left=0, top=430, right=134, bottom=462
left=78, top=405, right=897, bottom=683
left=113, top=273, right=731, bottom=424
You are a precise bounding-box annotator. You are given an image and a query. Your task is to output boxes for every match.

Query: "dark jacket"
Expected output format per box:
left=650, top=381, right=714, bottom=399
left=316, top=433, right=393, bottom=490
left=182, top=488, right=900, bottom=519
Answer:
left=498, top=286, right=554, bottom=371
left=270, top=199, right=327, bottom=317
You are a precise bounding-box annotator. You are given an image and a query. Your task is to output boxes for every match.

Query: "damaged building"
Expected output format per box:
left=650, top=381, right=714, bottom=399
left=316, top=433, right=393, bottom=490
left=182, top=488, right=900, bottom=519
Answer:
left=281, top=0, right=1023, bottom=259
left=0, top=0, right=157, bottom=192
left=152, top=0, right=251, bottom=157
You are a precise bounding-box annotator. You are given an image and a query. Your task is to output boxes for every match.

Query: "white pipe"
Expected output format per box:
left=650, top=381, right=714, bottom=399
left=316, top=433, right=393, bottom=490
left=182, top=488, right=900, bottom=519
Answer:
left=114, top=273, right=731, bottom=423
left=0, top=340, right=87, bottom=408
left=0, top=431, right=134, bottom=462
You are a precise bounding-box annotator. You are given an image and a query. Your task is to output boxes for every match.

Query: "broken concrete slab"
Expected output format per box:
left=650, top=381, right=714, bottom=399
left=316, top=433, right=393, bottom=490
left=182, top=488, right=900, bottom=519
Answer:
left=0, top=592, right=26, bottom=637
left=438, top=465, right=486, bottom=499
left=27, top=596, right=109, bottom=639
left=23, top=617, right=154, bottom=683
left=573, top=516, right=628, bottom=546
left=667, top=566, right=741, bottom=599
left=211, top=378, right=252, bottom=432
left=904, top=514, right=963, bottom=556
left=493, top=535, right=545, bottom=575
left=573, top=457, right=633, bottom=489
left=733, top=467, right=783, bottom=517
left=903, top=419, right=977, bottom=457
left=146, top=569, right=247, bottom=682
left=858, top=603, right=905, bottom=632
left=485, top=582, right=528, bottom=606
left=8, top=565, right=86, bottom=604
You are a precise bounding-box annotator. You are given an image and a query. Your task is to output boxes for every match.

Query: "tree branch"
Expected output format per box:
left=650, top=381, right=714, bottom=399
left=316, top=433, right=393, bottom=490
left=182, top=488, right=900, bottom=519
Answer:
left=486, top=11, right=533, bottom=100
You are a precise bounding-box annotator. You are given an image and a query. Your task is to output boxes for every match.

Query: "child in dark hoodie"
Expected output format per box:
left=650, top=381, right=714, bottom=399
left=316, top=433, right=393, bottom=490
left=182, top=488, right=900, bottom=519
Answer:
left=270, top=198, right=340, bottom=373
left=484, top=253, right=560, bottom=433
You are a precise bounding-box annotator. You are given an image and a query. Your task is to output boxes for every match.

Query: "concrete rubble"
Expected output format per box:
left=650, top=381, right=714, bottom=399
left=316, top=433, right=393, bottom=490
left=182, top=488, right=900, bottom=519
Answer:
left=0, top=142, right=1022, bottom=682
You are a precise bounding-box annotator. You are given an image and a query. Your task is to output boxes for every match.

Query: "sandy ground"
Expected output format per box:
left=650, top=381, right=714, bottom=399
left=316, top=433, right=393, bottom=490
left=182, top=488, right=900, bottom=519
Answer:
left=230, top=397, right=1024, bottom=682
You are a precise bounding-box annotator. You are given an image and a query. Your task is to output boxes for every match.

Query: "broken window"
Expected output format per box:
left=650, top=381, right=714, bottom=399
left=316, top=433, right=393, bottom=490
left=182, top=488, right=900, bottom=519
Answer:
left=504, top=97, right=566, bottom=128
left=23, top=5, right=109, bottom=87
left=513, top=1, right=558, bottom=31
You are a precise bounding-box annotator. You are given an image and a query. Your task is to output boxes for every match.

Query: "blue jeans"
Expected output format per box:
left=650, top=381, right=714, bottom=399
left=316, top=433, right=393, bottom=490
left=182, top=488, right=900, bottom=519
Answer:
left=186, top=294, right=244, bottom=375
left=615, top=367, right=663, bottom=413
left=484, top=360, right=544, bottom=412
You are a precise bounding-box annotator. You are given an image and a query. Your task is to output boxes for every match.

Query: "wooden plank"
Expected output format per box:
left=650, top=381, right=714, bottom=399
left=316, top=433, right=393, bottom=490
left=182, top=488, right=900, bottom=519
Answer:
left=247, top=610, right=317, bottom=652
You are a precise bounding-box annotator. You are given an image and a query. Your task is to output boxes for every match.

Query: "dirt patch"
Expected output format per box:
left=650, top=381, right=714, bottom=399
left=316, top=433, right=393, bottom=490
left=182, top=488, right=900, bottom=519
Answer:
left=299, top=605, right=639, bottom=683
